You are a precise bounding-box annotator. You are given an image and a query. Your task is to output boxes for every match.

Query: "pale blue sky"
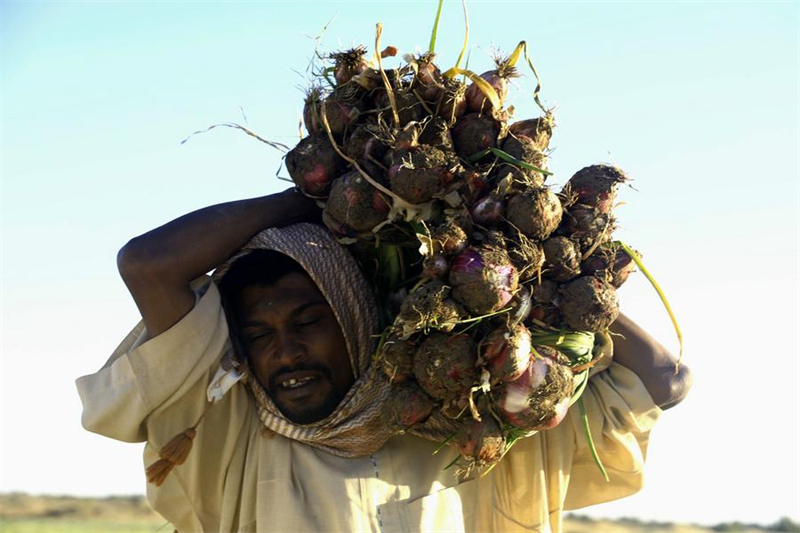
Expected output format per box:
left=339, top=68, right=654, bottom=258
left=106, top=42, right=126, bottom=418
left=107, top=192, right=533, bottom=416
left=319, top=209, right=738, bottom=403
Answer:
left=1, top=0, right=798, bottom=526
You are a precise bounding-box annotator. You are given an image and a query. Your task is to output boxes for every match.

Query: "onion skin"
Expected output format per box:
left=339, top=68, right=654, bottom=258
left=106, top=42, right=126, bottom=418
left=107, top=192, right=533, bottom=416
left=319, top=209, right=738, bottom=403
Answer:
left=323, top=172, right=390, bottom=234
left=454, top=415, right=506, bottom=465
left=581, top=247, right=638, bottom=288
left=470, top=193, right=505, bottom=227
left=465, top=70, right=509, bottom=113
left=481, top=324, right=532, bottom=383
left=563, top=164, right=627, bottom=214
left=449, top=246, right=520, bottom=315
left=285, top=133, right=345, bottom=197
left=496, top=347, right=574, bottom=431
left=508, top=115, right=554, bottom=152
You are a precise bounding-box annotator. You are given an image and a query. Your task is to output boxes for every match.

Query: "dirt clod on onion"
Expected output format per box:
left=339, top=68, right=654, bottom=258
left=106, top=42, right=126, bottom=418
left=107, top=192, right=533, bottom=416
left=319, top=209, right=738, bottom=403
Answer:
left=451, top=113, right=501, bottom=160
left=414, top=332, right=478, bottom=401
left=381, top=335, right=417, bottom=383
left=382, top=380, right=436, bottom=432
left=505, top=188, right=563, bottom=241
left=559, top=276, right=620, bottom=332
left=388, top=145, right=459, bottom=204
left=542, top=236, right=582, bottom=282
left=323, top=171, right=390, bottom=233
left=398, top=281, right=465, bottom=337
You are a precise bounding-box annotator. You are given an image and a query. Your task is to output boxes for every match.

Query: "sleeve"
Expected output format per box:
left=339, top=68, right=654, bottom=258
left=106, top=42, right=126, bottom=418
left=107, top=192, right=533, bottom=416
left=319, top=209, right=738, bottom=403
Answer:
left=76, top=278, right=257, bottom=532
left=563, top=361, right=663, bottom=510
left=76, top=277, right=230, bottom=443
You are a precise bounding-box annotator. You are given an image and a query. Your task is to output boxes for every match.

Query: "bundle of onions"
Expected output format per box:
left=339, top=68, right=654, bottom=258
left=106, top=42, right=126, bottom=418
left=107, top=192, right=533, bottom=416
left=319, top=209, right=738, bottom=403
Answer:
left=205, top=1, right=682, bottom=479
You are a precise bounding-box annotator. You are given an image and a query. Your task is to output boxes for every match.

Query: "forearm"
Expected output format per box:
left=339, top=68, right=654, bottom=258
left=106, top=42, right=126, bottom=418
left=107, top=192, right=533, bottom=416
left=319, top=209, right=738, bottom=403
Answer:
left=608, top=313, right=693, bottom=410
left=118, top=189, right=317, bottom=337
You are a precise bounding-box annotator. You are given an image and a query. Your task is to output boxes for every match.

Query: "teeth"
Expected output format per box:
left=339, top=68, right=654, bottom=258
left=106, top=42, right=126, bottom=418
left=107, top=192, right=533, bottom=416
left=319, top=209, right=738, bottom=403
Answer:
left=281, top=376, right=314, bottom=389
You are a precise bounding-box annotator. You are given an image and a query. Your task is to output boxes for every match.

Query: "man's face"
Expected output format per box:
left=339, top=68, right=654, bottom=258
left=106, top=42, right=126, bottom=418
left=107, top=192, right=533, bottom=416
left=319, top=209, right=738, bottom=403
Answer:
left=234, top=272, right=353, bottom=424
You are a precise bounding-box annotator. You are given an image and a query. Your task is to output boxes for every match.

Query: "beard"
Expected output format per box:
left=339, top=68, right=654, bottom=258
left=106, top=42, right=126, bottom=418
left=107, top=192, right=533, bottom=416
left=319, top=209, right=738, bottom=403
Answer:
left=264, top=362, right=345, bottom=424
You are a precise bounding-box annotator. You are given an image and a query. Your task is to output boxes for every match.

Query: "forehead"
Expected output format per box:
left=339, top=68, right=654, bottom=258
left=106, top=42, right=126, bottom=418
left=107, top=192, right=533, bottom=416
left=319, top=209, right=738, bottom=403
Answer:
left=236, top=272, right=330, bottom=320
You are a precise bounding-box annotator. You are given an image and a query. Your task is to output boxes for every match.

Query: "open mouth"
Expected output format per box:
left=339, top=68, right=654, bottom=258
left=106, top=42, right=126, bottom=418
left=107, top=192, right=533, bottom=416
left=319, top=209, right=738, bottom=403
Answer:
left=281, top=376, right=316, bottom=389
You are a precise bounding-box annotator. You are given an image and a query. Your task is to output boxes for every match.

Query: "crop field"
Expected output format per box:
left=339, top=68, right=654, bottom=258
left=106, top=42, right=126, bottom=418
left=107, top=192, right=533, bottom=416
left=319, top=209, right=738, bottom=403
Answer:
left=1, top=493, right=796, bottom=533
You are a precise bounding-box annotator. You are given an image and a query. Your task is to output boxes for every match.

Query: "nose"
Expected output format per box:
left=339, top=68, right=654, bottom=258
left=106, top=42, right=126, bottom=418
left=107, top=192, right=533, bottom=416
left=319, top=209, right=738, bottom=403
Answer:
left=272, top=331, right=306, bottom=367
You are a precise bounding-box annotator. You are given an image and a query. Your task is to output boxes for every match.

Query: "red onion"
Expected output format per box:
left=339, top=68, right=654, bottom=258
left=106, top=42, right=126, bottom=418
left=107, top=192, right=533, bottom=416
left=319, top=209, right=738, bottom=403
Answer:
left=285, top=132, right=345, bottom=197
left=382, top=381, right=435, bottom=432
left=496, top=347, right=574, bottom=431
left=563, top=164, right=627, bottom=214
left=449, top=246, right=519, bottom=315
left=470, top=193, right=505, bottom=227
left=454, top=415, right=506, bottom=465
left=481, top=324, right=532, bottom=383
left=465, top=70, right=509, bottom=113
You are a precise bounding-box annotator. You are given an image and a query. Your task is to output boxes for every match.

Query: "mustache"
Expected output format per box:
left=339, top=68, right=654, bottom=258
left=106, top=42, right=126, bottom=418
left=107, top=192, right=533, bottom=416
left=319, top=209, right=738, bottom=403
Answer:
left=268, top=362, right=334, bottom=391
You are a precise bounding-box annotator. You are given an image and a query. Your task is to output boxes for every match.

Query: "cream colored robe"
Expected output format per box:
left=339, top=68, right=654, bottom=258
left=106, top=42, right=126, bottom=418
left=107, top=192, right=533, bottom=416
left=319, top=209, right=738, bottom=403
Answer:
left=77, top=279, right=662, bottom=533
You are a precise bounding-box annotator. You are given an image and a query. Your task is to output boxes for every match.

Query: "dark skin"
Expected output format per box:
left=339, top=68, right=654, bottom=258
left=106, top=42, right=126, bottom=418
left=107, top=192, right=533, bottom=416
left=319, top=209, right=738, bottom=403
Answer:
left=118, top=189, right=692, bottom=416
left=235, top=274, right=353, bottom=424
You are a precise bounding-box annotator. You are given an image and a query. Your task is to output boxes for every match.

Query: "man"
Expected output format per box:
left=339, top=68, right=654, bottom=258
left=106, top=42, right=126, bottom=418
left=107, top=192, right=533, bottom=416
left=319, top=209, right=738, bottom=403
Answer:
left=77, top=188, right=692, bottom=533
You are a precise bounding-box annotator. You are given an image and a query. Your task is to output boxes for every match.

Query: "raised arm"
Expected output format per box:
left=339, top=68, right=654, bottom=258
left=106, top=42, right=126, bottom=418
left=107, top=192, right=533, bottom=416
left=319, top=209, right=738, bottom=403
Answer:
left=608, top=313, right=693, bottom=410
left=116, top=188, right=318, bottom=339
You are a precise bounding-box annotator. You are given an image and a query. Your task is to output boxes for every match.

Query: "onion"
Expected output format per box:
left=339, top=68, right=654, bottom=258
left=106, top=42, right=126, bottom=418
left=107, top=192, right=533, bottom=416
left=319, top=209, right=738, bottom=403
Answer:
left=422, top=253, right=450, bottom=281
left=496, top=346, right=574, bottom=431
left=381, top=335, right=417, bottom=383
left=470, top=193, right=505, bottom=227
left=454, top=415, right=506, bottom=466
left=481, top=324, right=532, bottom=383
left=449, top=246, right=519, bottom=315
left=581, top=247, right=638, bottom=288
left=382, top=381, right=435, bottom=432
left=331, top=46, right=370, bottom=86
left=465, top=69, right=510, bottom=113
left=542, top=236, right=582, bottom=282
left=563, top=164, right=627, bottom=214
left=508, top=114, right=555, bottom=151
left=323, top=171, right=390, bottom=233
left=414, top=332, right=478, bottom=401
left=559, top=276, right=620, bottom=332
left=451, top=113, right=500, bottom=160
left=285, top=132, right=345, bottom=197
left=505, top=188, right=563, bottom=241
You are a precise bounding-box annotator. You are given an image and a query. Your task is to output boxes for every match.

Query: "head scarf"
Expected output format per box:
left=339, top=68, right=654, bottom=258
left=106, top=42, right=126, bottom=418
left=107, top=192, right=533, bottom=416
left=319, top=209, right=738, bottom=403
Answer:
left=212, top=223, right=400, bottom=457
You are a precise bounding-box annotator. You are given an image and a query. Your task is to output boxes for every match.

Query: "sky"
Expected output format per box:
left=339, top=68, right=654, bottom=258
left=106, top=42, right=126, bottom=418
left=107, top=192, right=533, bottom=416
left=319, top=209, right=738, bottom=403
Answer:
left=1, top=0, right=798, bottom=527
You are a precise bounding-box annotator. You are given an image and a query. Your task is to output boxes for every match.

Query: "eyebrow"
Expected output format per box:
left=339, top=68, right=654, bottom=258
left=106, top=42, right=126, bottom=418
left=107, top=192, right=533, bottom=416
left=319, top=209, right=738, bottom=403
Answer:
left=241, top=300, right=328, bottom=328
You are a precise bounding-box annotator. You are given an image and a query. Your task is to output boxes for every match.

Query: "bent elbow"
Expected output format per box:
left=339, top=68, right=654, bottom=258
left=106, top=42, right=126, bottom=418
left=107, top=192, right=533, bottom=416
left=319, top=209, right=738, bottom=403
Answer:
left=117, top=237, right=157, bottom=284
left=658, top=363, right=694, bottom=411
